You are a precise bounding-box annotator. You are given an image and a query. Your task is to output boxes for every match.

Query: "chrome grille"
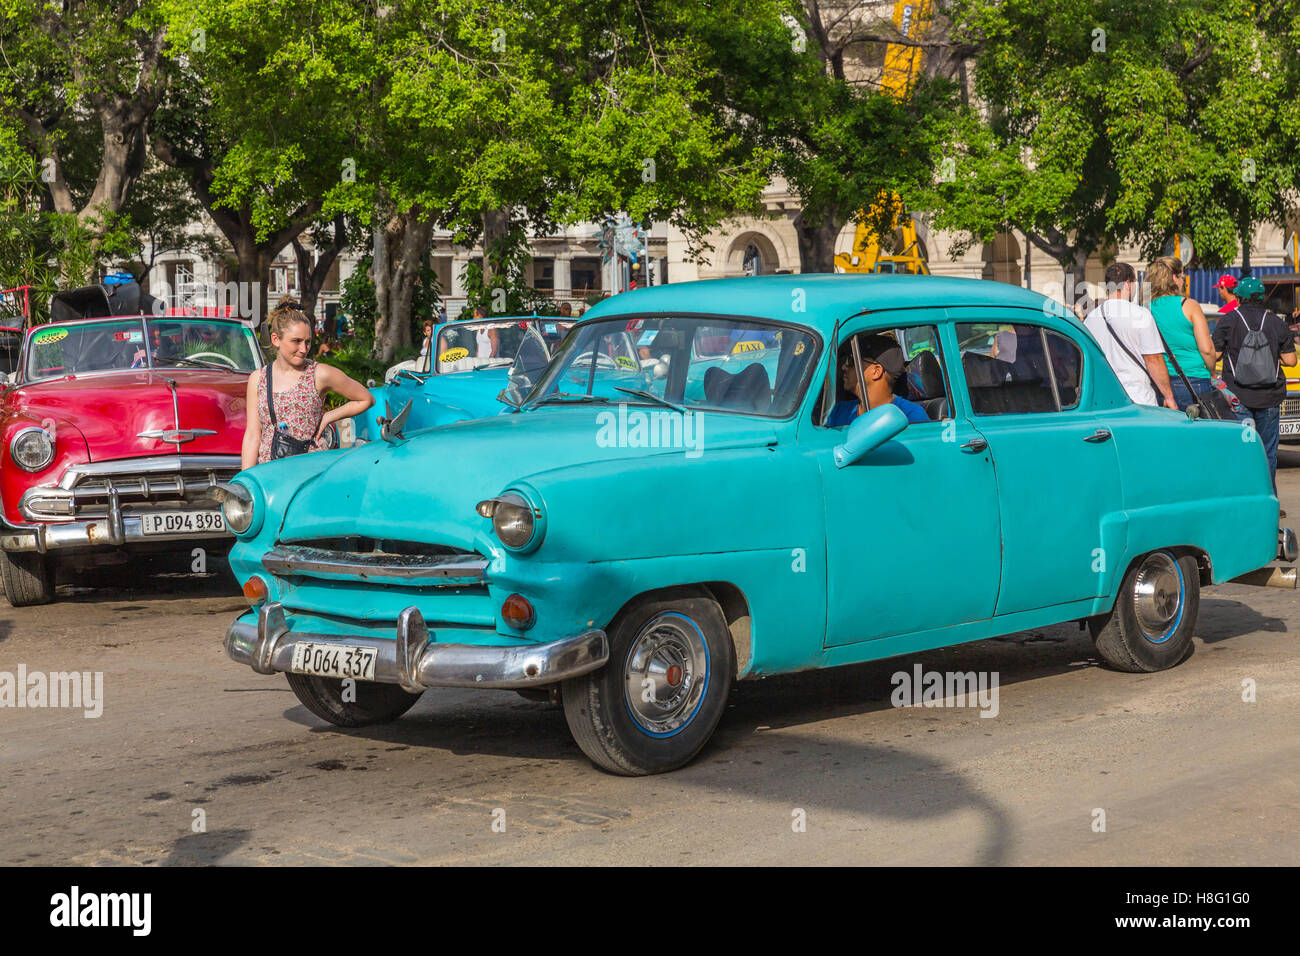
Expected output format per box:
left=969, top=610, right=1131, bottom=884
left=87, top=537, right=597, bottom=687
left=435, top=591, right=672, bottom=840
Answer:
left=264, top=541, right=487, bottom=585
left=20, top=455, right=239, bottom=520
left=1282, top=396, right=1300, bottom=418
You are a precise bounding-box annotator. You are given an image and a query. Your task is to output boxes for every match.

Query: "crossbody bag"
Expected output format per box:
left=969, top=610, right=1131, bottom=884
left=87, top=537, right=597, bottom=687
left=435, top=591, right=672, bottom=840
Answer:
left=266, top=363, right=314, bottom=459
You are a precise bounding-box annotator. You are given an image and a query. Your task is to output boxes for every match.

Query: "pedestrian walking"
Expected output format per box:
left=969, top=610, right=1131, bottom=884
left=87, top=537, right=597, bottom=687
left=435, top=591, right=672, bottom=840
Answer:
left=241, top=298, right=374, bottom=469
left=1212, top=275, right=1297, bottom=504
left=1147, top=256, right=1218, bottom=410
left=1083, top=262, right=1178, bottom=409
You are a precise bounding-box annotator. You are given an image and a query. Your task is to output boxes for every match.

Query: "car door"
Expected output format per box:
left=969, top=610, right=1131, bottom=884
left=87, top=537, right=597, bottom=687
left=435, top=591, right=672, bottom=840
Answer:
left=948, top=310, right=1123, bottom=616
left=814, top=315, right=1002, bottom=646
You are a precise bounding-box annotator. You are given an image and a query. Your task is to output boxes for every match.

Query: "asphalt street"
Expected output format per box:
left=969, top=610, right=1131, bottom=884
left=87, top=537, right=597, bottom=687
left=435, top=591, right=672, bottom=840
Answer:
left=1, top=456, right=1298, bottom=866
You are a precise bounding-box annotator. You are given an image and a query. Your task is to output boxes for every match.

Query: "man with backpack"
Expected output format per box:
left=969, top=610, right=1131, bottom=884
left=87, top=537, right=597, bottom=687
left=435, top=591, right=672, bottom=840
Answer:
left=1213, top=275, right=1297, bottom=501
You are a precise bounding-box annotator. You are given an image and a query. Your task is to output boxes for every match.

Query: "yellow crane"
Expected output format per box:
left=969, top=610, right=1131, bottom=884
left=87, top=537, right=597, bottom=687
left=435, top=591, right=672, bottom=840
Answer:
left=834, top=0, right=935, bottom=276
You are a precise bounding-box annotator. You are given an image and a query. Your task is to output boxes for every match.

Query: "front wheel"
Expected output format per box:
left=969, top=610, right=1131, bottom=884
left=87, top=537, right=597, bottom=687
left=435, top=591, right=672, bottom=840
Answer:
left=1090, top=550, right=1200, bottom=673
left=285, top=673, right=423, bottom=727
left=562, top=593, right=734, bottom=775
left=0, top=551, right=55, bottom=607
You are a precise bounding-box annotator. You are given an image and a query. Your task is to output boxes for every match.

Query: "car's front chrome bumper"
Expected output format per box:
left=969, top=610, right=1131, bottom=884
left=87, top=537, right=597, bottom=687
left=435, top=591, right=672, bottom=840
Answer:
left=0, top=508, right=232, bottom=553
left=225, top=602, right=608, bottom=691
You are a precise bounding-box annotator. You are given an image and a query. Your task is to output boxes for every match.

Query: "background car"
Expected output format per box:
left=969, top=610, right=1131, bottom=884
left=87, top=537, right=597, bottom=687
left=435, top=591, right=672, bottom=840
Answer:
left=355, top=316, right=573, bottom=441
left=220, top=275, right=1288, bottom=775
left=0, top=281, right=260, bottom=606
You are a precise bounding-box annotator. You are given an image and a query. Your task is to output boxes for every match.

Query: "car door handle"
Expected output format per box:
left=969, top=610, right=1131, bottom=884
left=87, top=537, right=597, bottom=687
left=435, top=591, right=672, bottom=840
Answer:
left=961, top=438, right=987, bottom=453
left=1083, top=429, right=1112, bottom=443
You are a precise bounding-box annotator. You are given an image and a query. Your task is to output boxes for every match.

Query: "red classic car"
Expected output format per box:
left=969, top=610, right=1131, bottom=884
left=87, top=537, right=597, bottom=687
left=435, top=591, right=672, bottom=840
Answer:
left=0, top=281, right=262, bottom=605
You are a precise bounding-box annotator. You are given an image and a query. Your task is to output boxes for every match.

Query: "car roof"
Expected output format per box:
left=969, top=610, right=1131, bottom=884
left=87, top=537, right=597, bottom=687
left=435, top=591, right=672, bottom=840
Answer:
left=31, top=313, right=249, bottom=329
left=580, top=274, right=1075, bottom=334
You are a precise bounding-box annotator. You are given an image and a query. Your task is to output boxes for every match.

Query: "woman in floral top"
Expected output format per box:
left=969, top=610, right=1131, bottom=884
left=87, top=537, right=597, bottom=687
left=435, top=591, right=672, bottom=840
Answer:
left=241, top=299, right=374, bottom=469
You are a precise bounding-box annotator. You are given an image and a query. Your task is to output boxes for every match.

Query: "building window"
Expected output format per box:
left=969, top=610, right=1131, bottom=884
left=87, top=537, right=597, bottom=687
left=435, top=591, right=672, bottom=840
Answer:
left=571, top=257, right=602, bottom=294
left=533, top=257, right=555, bottom=292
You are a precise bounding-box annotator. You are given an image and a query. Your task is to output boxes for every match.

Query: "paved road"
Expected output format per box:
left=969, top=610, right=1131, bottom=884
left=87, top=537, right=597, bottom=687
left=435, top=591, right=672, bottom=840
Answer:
left=2, top=459, right=1298, bottom=866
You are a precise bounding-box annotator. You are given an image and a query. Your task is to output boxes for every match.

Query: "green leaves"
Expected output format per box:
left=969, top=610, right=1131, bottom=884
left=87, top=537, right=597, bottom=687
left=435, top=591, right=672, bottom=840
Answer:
left=940, top=0, right=1300, bottom=269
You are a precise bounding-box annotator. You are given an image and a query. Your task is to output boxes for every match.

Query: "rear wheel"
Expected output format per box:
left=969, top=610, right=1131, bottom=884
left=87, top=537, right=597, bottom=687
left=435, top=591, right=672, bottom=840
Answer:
left=0, top=550, right=55, bottom=607
left=1090, top=550, right=1199, bottom=672
left=562, top=592, right=734, bottom=775
left=285, top=673, right=423, bottom=727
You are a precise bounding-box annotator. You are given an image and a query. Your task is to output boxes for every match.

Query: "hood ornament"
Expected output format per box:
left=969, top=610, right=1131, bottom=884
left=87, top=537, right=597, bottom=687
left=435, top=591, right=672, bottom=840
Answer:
left=139, top=375, right=217, bottom=444
left=380, top=399, right=413, bottom=443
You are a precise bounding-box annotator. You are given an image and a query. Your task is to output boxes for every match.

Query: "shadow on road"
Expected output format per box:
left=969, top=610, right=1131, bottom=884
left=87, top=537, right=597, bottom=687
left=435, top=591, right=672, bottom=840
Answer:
left=1196, top=597, right=1288, bottom=642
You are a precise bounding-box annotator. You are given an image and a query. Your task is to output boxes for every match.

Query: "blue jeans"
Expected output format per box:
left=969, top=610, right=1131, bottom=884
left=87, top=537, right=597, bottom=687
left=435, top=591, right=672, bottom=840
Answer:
left=1236, top=403, right=1281, bottom=494
left=1170, top=376, right=1211, bottom=412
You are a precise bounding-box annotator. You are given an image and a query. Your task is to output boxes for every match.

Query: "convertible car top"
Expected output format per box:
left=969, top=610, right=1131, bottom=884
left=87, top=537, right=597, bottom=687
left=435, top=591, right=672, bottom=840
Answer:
left=50, top=280, right=165, bottom=323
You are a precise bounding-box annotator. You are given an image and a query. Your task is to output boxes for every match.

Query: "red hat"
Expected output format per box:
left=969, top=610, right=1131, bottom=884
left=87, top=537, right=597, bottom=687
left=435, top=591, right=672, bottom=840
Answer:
left=1214, top=274, right=1238, bottom=290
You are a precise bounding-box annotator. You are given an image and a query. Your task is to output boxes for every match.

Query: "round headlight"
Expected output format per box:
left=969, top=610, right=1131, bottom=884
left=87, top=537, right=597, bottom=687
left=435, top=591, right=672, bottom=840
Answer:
left=11, top=427, right=55, bottom=472
left=220, top=483, right=256, bottom=535
left=492, top=492, right=537, bottom=550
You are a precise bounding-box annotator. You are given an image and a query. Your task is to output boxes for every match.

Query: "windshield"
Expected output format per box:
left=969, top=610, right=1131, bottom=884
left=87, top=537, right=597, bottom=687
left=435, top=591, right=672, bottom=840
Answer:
left=25, top=317, right=259, bottom=381
left=505, top=320, right=576, bottom=401
left=432, top=320, right=532, bottom=373
left=522, top=315, right=821, bottom=417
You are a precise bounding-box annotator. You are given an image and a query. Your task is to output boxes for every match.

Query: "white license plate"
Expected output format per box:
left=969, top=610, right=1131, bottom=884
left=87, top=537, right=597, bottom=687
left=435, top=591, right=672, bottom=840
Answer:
left=140, top=510, right=225, bottom=535
left=1281, top=421, right=1300, bottom=436
left=291, top=642, right=378, bottom=681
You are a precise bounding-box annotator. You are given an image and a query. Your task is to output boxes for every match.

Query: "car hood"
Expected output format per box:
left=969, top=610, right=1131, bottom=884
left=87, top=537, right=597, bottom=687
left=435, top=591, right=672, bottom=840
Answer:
left=276, top=406, right=779, bottom=548
left=9, top=370, right=248, bottom=460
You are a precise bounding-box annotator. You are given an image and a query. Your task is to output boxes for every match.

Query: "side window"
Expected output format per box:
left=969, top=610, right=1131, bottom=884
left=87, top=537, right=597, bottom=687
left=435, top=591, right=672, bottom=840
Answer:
left=814, top=324, right=950, bottom=427
left=1044, top=330, right=1082, bottom=409
left=956, top=323, right=1082, bottom=414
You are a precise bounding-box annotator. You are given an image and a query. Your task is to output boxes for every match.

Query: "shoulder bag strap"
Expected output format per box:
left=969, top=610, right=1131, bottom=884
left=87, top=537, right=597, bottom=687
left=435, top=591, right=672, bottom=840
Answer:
left=1146, top=302, right=1208, bottom=414
left=1098, top=301, right=1164, bottom=398
left=265, top=364, right=278, bottom=427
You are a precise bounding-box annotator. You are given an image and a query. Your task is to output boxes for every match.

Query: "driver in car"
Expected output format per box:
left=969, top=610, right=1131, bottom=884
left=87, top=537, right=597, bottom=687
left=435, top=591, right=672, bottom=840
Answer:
left=826, top=334, right=930, bottom=426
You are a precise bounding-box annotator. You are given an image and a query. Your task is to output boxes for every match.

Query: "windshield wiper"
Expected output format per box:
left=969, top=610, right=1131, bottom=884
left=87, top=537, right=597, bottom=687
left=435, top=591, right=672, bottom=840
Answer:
left=612, top=387, right=687, bottom=413
left=395, top=369, right=431, bottom=384
left=163, top=356, right=239, bottom=372
left=535, top=392, right=611, bottom=405
left=473, top=360, right=513, bottom=371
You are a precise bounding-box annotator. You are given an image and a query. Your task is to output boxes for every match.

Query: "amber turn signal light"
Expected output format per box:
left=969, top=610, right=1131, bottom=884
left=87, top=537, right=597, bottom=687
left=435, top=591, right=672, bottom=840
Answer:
left=243, top=575, right=269, bottom=605
left=501, top=593, right=535, bottom=630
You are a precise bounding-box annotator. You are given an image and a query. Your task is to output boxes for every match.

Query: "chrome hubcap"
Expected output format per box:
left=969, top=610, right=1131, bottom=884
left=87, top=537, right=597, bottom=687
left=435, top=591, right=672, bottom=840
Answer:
left=624, top=613, right=708, bottom=735
left=1133, top=552, right=1182, bottom=642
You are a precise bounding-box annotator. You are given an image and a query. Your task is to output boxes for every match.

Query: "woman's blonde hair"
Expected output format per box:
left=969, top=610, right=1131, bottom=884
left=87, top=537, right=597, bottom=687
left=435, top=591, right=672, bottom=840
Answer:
left=1147, top=256, right=1184, bottom=299
left=267, top=297, right=311, bottom=338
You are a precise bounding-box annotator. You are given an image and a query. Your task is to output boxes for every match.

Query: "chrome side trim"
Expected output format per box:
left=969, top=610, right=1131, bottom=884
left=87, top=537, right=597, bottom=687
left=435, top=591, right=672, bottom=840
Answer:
left=263, top=546, right=487, bottom=582
left=225, top=606, right=608, bottom=689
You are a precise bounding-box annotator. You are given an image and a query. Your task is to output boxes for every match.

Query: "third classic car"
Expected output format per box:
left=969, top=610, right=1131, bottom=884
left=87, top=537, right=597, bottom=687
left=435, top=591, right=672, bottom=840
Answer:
left=219, top=274, right=1290, bottom=774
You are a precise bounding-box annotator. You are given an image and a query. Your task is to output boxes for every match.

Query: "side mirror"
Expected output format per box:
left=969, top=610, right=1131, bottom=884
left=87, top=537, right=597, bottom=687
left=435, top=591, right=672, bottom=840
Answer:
left=833, top=402, right=908, bottom=468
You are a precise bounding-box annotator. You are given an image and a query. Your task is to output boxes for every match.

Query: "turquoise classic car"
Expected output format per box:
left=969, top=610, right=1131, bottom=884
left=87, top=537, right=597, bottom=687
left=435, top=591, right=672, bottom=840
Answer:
left=353, top=316, right=574, bottom=441
left=218, top=275, right=1292, bottom=775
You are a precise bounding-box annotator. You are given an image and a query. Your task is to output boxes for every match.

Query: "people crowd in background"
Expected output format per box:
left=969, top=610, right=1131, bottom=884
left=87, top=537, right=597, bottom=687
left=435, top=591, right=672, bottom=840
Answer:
left=1079, top=260, right=1297, bottom=516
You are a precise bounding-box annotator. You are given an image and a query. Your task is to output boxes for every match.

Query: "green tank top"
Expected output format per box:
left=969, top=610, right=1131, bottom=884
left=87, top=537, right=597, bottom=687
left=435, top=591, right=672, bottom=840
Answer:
left=1150, top=295, right=1209, bottom=379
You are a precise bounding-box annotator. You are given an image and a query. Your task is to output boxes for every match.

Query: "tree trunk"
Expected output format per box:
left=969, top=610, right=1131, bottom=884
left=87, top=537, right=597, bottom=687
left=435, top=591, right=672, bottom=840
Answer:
left=371, top=206, right=432, bottom=364
left=481, top=208, right=512, bottom=305
left=293, top=215, right=347, bottom=324
left=792, top=208, right=841, bottom=273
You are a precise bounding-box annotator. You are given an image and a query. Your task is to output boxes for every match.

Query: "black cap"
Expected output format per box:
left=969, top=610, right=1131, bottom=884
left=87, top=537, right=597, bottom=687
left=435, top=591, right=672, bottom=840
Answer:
left=857, top=334, right=905, bottom=379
